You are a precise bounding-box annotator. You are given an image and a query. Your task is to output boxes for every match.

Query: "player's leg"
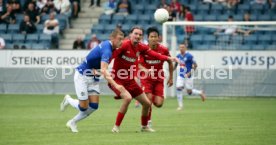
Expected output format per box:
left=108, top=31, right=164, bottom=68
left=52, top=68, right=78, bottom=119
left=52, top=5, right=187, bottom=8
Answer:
left=109, top=81, right=132, bottom=133
left=185, top=78, right=206, bottom=102
left=135, top=93, right=155, bottom=132
left=176, top=76, right=185, bottom=110
left=141, top=79, right=154, bottom=126
left=65, top=72, right=96, bottom=133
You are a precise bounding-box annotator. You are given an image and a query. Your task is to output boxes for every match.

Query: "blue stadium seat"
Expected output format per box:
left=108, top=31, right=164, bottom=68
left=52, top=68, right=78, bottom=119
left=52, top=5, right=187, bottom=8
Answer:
left=249, top=14, right=257, bottom=21
left=16, top=14, right=24, bottom=24
left=97, top=34, right=110, bottom=41
left=1, top=34, right=12, bottom=43
left=244, top=35, right=257, bottom=45
left=251, top=44, right=265, bottom=50
left=194, top=15, right=203, bottom=21
left=204, top=15, right=217, bottom=21
left=91, top=24, right=105, bottom=34
left=112, top=15, right=125, bottom=24
left=122, top=24, right=131, bottom=33
left=216, top=35, right=231, bottom=43
left=7, top=24, right=20, bottom=34
left=13, top=34, right=25, bottom=43
left=57, top=15, right=67, bottom=30
left=240, top=44, right=251, bottom=50
left=197, top=4, right=210, bottom=15
left=189, top=5, right=197, bottom=14
left=258, top=34, right=272, bottom=45
left=5, top=43, right=14, bottom=49
left=99, top=14, right=111, bottom=25
left=32, top=43, right=47, bottom=50
left=177, top=34, right=185, bottom=44
left=39, top=34, right=51, bottom=48
left=266, top=45, right=276, bottom=50
left=250, top=4, right=264, bottom=14
left=203, top=35, right=216, bottom=45
left=124, top=15, right=138, bottom=25
left=237, top=5, right=250, bottom=14
left=258, top=15, right=272, bottom=21
left=104, top=24, right=116, bottom=34
left=217, top=14, right=228, bottom=21
left=196, top=44, right=210, bottom=50
left=233, top=15, right=243, bottom=21
left=20, top=43, right=32, bottom=49
left=210, top=4, right=223, bottom=14
left=0, top=24, right=7, bottom=33
left=26, top=34, right=39, bottom=44
left=133, top=5, right=144, bottom=15
left=140, top=15, right=151, bottom=24
left=36, top=24, right=44, bottom=34
left=41, top=14, right=50, bottom=24
left=190, top=34, right=203, bottom=45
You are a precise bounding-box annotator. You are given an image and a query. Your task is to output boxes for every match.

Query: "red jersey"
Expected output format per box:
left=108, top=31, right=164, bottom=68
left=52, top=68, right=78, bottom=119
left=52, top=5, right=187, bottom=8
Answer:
left=139, top=43, right=170, bottom=80
left=112, top=39, right=169, bottom=80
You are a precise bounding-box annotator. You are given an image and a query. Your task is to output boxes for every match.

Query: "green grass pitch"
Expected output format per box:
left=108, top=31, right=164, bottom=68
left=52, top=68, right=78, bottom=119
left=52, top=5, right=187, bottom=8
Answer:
left=0, top=94, right=276, bottom=145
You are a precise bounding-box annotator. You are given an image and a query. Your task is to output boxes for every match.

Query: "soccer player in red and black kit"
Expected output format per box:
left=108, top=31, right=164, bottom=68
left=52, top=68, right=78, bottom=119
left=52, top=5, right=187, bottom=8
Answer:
left=109, top=26, right=178, bottom=133
left=138, top=27, right=174, bottom=128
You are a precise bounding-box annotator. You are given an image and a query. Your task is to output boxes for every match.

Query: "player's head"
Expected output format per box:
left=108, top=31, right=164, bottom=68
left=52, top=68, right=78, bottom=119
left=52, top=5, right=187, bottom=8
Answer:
left=179, top=43, right=187, bottom=53
left=146, top=26, right=159, bottom=46
left=110, top=29, right=124, bottom=49
left=129, top=26, right=144, bottom=45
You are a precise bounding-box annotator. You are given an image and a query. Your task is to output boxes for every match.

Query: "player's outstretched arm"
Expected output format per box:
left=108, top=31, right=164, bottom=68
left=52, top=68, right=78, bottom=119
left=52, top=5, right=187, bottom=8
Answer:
left=100, top=62, right=124, bottom=92
left=167, top=60, right=174, bottom=87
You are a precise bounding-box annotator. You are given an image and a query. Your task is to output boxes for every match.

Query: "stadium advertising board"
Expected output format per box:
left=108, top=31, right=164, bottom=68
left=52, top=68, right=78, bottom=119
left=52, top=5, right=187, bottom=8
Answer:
left=0, top=50, right=275, bottom=69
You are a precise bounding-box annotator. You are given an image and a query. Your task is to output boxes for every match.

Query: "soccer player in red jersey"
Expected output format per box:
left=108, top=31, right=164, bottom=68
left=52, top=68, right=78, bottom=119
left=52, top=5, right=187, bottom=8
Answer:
left=109, top=26, right=178, bottom=133
left=138, top=27, right=174, bottom=128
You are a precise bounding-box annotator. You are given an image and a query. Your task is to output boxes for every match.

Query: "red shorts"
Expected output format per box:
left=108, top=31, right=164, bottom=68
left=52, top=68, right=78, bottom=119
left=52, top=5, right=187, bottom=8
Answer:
left=140, top=79, right=164, bottom=98
left=109, top=79, right=143, bottom=98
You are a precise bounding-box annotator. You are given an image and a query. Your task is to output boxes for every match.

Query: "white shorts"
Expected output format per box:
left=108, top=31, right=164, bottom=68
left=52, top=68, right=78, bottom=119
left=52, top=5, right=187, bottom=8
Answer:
left=176, top=76, right=194, bottom=90
left=74, top=70, right=100, bottom=101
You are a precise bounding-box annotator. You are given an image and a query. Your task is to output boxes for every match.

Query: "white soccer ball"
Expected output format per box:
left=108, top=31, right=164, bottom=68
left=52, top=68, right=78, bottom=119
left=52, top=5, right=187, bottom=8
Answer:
left=154, top=8, right=169, bottom=23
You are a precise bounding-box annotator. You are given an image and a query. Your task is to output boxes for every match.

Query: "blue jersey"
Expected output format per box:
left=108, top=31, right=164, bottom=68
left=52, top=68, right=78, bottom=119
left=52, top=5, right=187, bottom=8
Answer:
left=77, top=40, right=113, bottom=76
left=176, top=52, right=195, bottom=78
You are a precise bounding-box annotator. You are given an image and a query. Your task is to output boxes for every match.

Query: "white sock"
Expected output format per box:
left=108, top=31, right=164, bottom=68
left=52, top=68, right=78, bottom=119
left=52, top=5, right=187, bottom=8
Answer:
left=67, top=97, right=79, bottom=110
left=71, top=107, right=96, bottom=123
left=192, top=89, right=202, bottom=95
left=176, top=89, right=183, bottom=108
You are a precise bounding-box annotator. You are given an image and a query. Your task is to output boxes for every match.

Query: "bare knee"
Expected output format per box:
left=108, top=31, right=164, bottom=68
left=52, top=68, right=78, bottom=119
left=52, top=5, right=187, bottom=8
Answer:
left=187, top=90, right=192, bottom=95
left=154, top=103, right=163, bottom=108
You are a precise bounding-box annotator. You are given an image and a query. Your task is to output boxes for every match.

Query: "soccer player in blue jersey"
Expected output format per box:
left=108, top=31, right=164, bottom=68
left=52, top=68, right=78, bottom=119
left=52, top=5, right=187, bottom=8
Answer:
left=174, top=43, right=206, bottom=111
left=60, top=29, right=131, bottom=133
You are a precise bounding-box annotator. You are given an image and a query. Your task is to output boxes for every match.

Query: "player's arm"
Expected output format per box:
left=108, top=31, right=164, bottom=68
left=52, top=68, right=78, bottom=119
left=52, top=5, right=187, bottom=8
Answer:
left=165, top=50, right=173, bottom=87
left=173, top=61, right=178, bottom=71
left=137, top=55, right=150, bottom=73
left=140, top=45, right=178, bottom=62
left=186, top=59, right=197, bottom=78
left=167, top=59, right=174, bottom=87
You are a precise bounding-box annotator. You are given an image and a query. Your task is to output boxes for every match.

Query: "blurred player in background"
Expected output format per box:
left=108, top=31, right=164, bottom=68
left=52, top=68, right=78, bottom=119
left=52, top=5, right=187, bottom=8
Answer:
left=174, top=43, right=206, bottom=111
left=138, top=26, right=173, bottom=128
left=109, top=26, right=179, bottom=133
left=60, top=29, right=131, bottom=133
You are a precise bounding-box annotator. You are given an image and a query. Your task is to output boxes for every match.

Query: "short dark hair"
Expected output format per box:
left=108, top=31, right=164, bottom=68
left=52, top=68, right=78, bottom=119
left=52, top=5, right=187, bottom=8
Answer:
left=146, top=26, right=159, bottom=37
left=228, top=15, right=233, bottom=19
left=130, top=26, right=144, bottom=34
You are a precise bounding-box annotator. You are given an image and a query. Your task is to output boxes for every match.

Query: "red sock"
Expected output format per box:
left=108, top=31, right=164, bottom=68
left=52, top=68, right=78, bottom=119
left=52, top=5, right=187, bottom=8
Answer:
left=148, top=106, right=152, bottom=121
left=115, top=112, right=125, bottom=126
left=141, top=116, right=148, bottom=126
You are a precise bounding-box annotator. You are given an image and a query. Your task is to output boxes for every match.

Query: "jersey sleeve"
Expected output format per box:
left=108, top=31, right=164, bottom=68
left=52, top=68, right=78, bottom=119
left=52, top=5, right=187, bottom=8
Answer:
left=190, top=55, right=196, bottom=64
left=139, top=44, right=168, bottom=61
left=164, top=46, right=171, bottom=57
left=101, top=46, right=112, bottom=63
left=112, top=41, right=127, bottom=59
